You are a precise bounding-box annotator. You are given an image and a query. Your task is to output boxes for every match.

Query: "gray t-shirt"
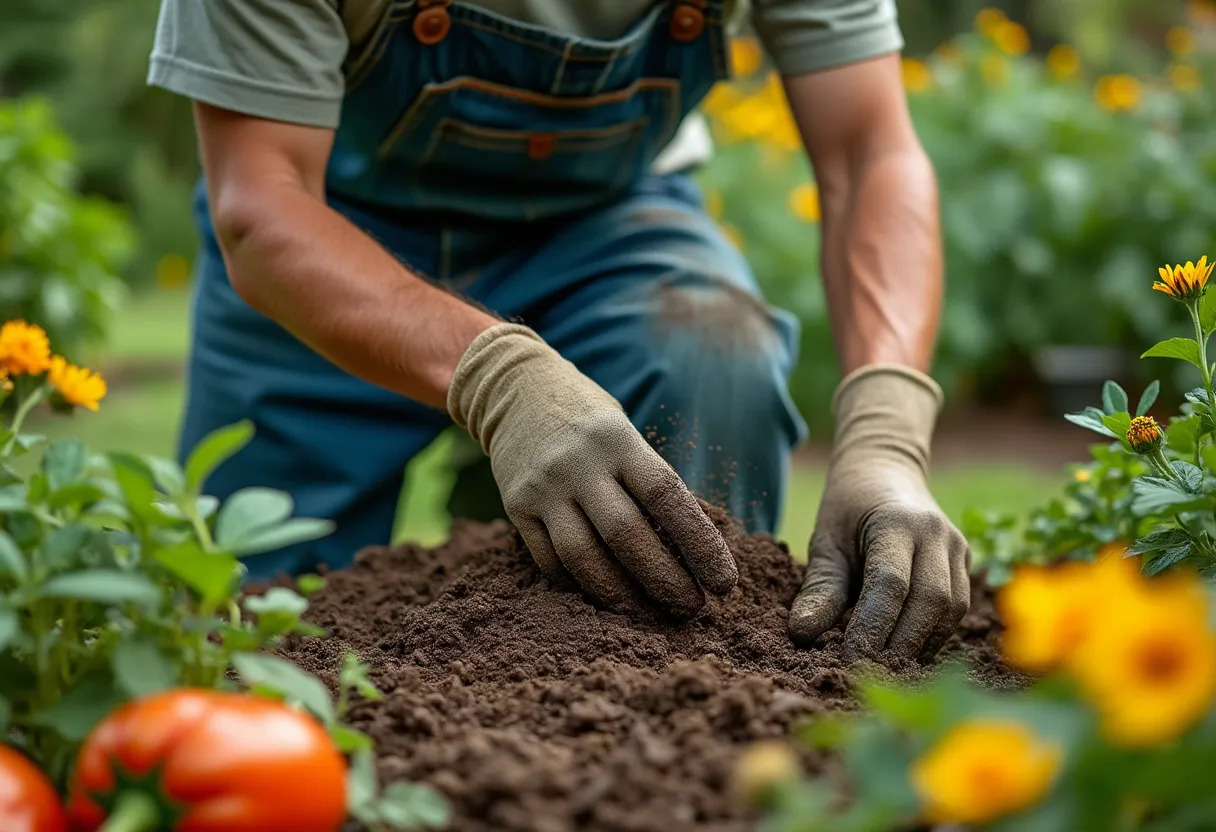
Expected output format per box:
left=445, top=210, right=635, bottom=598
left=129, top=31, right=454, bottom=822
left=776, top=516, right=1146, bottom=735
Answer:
left=148, top=0, right=902, bottom=168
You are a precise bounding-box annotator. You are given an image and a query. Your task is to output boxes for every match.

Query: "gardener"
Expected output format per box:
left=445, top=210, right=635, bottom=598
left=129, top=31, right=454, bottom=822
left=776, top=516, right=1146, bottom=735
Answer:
left=149, top=0, right=971, bottom=661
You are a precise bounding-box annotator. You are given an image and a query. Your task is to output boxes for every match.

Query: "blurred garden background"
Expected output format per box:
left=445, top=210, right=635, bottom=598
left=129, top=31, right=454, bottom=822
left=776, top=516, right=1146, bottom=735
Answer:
left=1, top=0, right=1213, bottom=548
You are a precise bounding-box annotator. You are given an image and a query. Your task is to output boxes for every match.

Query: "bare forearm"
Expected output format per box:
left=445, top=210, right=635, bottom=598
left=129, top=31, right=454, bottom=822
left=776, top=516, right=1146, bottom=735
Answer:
left=214, top=185, right=497, bottom=409
left=819, top=147, right=941, bottom=374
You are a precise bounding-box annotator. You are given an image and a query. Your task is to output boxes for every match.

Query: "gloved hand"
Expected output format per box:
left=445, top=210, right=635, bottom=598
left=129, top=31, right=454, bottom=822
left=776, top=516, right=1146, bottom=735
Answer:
left=788, top=365, right=971, bottom=662
left=448, top=323, right=738, bottom=615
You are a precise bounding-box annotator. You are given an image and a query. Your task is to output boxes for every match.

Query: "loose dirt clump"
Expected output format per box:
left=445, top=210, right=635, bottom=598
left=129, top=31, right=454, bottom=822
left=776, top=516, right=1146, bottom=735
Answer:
left=278, top=506, right=1013, bottom=832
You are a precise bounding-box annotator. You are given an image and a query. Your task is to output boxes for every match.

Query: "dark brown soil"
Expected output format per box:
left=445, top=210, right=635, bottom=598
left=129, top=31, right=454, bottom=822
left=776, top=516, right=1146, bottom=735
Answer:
left=277, top=507, right=1014, bottom=832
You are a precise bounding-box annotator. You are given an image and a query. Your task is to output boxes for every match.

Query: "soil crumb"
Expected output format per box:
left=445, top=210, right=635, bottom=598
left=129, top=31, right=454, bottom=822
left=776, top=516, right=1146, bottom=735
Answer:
left=277, top=506, right=1013, bottom=832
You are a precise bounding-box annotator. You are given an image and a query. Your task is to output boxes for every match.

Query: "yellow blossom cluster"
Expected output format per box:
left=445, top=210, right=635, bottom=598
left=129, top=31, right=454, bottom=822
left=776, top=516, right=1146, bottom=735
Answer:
left=0, top=320, right=107, bottom=411
left=999, top=556, right=1216, bottom=748
left=1153, top=256, right=1213, bottom=301
left=1094, top=74, right=1142, bottom=112
left=702, top=73, right=801, bottom=153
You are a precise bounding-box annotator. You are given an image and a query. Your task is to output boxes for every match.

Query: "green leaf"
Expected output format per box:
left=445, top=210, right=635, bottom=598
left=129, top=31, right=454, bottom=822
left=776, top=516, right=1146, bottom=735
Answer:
left=231, top=652, right=335, bottom=724
left=1167, top=416, right=1202, bottom=455
left=1101, top=381, right=1128, bottom=416
left=330, top=723, right=375, bottom=753
left=243, top=587, right=320, bottom=637
left=376, top=782, right=452, bottom=829
left=1136, top=380, right=1161, bottom=416
left=1187, top=387, right=1211, bottom=406
left=347, top=747, right=380, bottom=815
left=1101, top=412, right=1131, bottom=444
left=340, top=653, right=383, bottom=703
left=0, top=697, right=10, bottom=735
left=1172, top=461, right=1205, bottom=493
left=230, top=518, right=335, bottom=557
left=1142, top=338, right=1203, bottom=369
left=0, top=531, right=28, bottom=582
left=1130, top=527, right=1191, bottom=556
left=41, top=523, right=93, bottom=569
left=1064, top=411, right=1118, bottom=439
left=144, top=456, right=186, bottom=498
left=153, top=542, right=240, bottom=610
left=46, top=481, right=107, bottom=511
left=215, top=488, right=293, bottom=548
left=1200, top=287, right=1216, bottom=334
left=32, top=671, right=126, bottom=741
left=1131, top=477, right=1212, bottom=516
left=112, top=637, right=179, bottom=697
left=184, top=420, right=254, bottom=494
left=0, top=609, right=19, bottom=652
left=0, top=485, right=27, bottom=513
left=108, top=454, right=157, bottom=520
left=38, top=569, right=161, bottom=607
left=297, top=574, right=327, bottom=597
left=1145, top=545, right=1194, bottom=576
left=42, top=438, right=87, bottom=492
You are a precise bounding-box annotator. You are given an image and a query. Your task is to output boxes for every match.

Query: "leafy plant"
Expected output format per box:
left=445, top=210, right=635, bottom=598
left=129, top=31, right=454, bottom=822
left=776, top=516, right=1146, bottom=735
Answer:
left=0, top=322, right=448, bottom=829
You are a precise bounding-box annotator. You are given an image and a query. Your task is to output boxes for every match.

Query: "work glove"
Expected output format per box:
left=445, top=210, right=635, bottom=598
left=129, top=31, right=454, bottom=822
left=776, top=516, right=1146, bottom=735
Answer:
left=788, top=365, right=971, bottom=662
left=448, top=323, right=738, bottom=615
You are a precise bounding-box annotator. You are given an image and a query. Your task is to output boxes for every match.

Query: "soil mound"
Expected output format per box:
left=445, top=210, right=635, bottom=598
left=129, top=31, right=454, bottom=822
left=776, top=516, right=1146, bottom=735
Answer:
left=278, top=507, right=1011, bottom=832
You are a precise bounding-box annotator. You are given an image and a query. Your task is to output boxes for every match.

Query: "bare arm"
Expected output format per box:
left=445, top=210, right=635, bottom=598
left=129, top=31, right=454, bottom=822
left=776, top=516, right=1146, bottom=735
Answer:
left=194, top=102, right=498, bottom=409
left=783, top=53, right=942, bottom=374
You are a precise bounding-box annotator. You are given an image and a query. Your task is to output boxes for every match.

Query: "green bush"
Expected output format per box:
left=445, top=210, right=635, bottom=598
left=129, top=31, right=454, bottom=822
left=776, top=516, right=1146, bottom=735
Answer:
left=0, top=98, right=133, bottom=357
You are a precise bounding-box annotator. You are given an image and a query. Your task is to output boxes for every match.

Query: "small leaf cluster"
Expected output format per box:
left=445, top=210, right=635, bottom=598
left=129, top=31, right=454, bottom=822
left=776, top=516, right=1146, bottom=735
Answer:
left=0, top=399, right=447, bottom=827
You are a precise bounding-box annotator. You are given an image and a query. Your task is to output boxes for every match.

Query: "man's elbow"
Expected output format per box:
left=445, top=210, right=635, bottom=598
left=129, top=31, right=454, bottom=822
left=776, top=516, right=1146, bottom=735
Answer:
left=210, top=192, right=279, bottom=314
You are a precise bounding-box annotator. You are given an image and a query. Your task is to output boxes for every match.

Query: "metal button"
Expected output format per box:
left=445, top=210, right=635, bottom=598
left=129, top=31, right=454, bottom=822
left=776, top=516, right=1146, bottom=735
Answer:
left=670, top=4, right=704, bottom=41
left=414, top=6, right=451, bottom=45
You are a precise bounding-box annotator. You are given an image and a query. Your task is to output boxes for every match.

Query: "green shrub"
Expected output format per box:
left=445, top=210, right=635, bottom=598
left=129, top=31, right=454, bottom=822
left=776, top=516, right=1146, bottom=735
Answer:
left=0, top=98, right=133, bottom=357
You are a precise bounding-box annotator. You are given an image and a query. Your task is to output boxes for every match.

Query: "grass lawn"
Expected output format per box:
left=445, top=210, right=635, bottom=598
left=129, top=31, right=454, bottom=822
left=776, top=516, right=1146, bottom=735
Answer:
left=29, top=290, right=1065, bottom=551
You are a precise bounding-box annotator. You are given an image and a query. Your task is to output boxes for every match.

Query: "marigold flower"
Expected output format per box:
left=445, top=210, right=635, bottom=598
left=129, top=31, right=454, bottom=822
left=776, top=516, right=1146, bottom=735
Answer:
left=1073, top=468, right=1092, bottom=483
left=1153, top=256, right=1213, bottom=301
left=1094, top=75, right=1142, bottom=112
left=0, top=320, right=52, bottom=376
left=1046, top=45, right=1081, bottom=80
left=788, top=183, right=820, bottom=223
left=1170, top=64, right=1201, bottom=92
left=980, top=53, right=1010, bottom=86
left=47, top=356, right=107, bottom=412
left=732, top=741, right=800, bottom=807
left=1126, top=415, right=1164, bottom=454
left=1167, top=26, right=1196, bottom=57
left=993, top=20, right=1031, bottom=55
left=1070, top=571, right=1216, bottom=748
left=901, top=58, right=934, bottom=93
left=720, top=222, right=745, bottom=251
left=730, top=37, right=763, bottom=78
left=975, top=8, right=1007, bottom=38
left=912, top=720, right=1061, bottom=825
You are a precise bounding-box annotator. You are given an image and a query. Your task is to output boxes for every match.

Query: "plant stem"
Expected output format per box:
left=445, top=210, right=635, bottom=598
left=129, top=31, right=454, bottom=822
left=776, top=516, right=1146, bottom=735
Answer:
left=1149, top=448, right=1183, bottom=484
left=99, top=791, right=162, bottom=832
left=1, top=384, right=47, bottom=456
left=1188, top=301, right=1216, bottom=413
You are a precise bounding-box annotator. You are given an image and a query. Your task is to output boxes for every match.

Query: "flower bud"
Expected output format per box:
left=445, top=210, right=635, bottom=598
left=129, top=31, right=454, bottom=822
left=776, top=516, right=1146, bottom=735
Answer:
left=1126, top=415, right=1163, bottom=454
left=732, top=740, right=800, bottom=808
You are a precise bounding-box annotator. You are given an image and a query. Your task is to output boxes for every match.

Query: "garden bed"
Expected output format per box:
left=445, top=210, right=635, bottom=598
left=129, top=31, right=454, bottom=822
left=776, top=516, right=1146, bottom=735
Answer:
left=279, top=507, right=1015, bottom=832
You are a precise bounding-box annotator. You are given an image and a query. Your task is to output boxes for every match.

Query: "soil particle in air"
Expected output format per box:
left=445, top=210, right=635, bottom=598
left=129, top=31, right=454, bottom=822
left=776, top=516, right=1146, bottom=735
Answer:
left=276, top=506, right=1013, bottom=832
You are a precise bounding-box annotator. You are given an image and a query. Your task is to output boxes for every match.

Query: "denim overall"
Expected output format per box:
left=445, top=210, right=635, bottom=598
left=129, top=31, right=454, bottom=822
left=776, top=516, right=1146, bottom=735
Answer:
left=182, top=0, right=809, bottom=578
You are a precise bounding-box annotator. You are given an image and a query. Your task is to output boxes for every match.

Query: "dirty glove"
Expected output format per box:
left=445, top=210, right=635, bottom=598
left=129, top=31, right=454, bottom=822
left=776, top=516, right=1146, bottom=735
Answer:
left=448, top=323, right=738, bottom=615
left=788, top=365, right=971, bottom=662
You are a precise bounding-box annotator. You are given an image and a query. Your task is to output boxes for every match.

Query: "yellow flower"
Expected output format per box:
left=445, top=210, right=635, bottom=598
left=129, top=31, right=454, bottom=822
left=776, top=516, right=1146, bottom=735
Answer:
left=1167, top=26, right=1196, bottom=57
left=1171, top=64, right=1202, bottom=92
left=0, top=320, right=52, bottom=377
left=155, top=253, right=192, bottom=289
left=788, top=183, right=820, bottom=223
left=47, top=356, right=107, bottom=412
left=993, top=20, right=1031, bottom=55
left=1070, top=571, right=1216, bottom=747
left=0, top=369, right=11, bottom=393
left=704, top=189, right=724, bottom=220
left=1073, top=468, right=1092, bottom=483
left=976, top=8, right=1007, bottom=38
left=980, top=53, right=1010, bottom=86
left=1046, top=44, right=1081, bottom=80
left=730, top=37, right=763, bottom=78
left=901, top=58, right=934, bottom=93
left=934, top=43, right=964, bottom=66
left=1153, top=256, right=1214, bottom=301
left=912, top=720, right=1062, bottom=825
left=732, top=741, right=800, bottom=808
left=1094, top=75, right=1142, bottom=112
left=1126, top=415, right=1164, bottom=454
left=720, top=222, right=745, bottom=250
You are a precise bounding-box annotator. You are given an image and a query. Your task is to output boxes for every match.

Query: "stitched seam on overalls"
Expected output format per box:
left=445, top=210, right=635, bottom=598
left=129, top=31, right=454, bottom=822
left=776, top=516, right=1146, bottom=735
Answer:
left=590, top=45, right=621, bottom=94
left=378, top=77, right=680, bottom=159
left=424, top=117, right=650, bottom=156
left=549, top=41, right=573, bottom=95
left=344, top=0, right=406, bottom=93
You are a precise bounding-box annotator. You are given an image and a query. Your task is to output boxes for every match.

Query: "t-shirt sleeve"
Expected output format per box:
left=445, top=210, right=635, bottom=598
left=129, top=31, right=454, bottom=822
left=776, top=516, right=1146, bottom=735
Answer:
left=147, top=0, right=349, bottom=129
left=751, top=0, right=904, bottom=77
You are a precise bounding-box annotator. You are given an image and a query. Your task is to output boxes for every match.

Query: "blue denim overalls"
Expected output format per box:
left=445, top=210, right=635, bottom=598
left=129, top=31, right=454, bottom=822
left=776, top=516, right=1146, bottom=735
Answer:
left=182, top=0, right=809, bottom=578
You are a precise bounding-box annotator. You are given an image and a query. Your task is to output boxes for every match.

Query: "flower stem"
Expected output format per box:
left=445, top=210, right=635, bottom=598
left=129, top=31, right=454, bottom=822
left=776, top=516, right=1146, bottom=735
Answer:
left=1, top=383, right=47, bottom=456
left=99, top=791, right=161, bottom=832
left=1149, top=448, right=1182, bottom=484
left=1188, top=301, right=1216, bottom=412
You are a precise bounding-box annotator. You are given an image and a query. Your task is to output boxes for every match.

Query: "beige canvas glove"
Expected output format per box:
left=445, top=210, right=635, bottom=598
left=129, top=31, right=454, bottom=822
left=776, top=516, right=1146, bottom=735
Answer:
left=448, top=323, right=738, bottom=615
left=788, top=365, right=971, bottom=662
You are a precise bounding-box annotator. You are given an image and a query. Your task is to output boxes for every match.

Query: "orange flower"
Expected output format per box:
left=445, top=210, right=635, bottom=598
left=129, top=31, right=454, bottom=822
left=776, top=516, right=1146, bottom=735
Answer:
left=730, top=37, right=764, bottom=78
left=47, top=356, right=107, bottom=412
left=788, top=183, right=820, bottom=223
left=976, top=8, right=1007, bottom=38
left=1045, top=45, right=1081, bottom=80
left=901, top=58, right=934, bottom=93
left=1094, top=75, right=1142, bottom=112
left=0, top=320, right=52, bottom=376
left=993, top=20, right=1031, bottom=55
left=1153, top=256, right=1213, bottom=301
